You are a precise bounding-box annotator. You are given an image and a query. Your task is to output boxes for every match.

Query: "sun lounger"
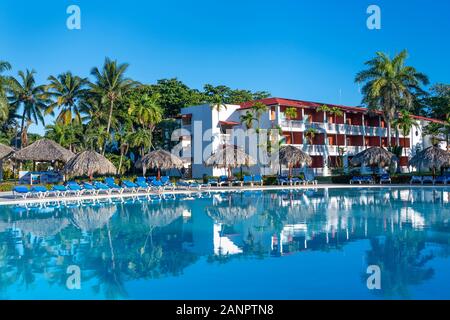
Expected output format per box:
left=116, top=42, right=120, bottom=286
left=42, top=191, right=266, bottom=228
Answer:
left=434, top=176, right=447, bottom=185
left=92, top=182, right=112, bottom=194
left=66, top=183, right=85, bottom=196
left=134, top=179, right=152, bottom=193
left=13, top=186, right=31, bottom=199
left=51, top=185, right=68, bottom=197
left=350, top=176, right=362, bottom=184
left=30, top=186, right=49, bottom=198
left=253, top=175, right=263, bottom=186
left=122, top=180, right=139, bottom=192
left=243, top=175, right=253, bottom=186
left=304, top=171, right=318, bottom=185
left=422, top=176, right=434, bottom=185
left=361, top=176, right=374, bottom=184
left=207, top=178, right=219, bottom=187
left=177, top=180, right=203, bottom=190
left=291, top=177, right=304, bottom=185
left=160, top=176, right=175, bottom=190
left=410, top=176, right=422, bottom=185
left=104, top=178, right=125, bottom=194
left=277, top=176, right=290, bottom=185
left=380, top=174, right=391, bottom=184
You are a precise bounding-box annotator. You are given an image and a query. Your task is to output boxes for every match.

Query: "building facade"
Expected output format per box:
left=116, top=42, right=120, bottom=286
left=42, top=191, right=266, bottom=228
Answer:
left=178, top=97, right=446, bottom=178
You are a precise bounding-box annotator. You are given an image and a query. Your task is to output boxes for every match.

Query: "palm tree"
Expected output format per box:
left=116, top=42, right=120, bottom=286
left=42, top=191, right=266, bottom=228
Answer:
left=85, top=125, right=111, bottom=153
left=46, top=72, right=89, bottom=125
left=8, top=69, right=50, bottom=147
left=90, top=58, right=139, bottom=154
left=128, top=128, right=153, bottom=157
left=0, top=61, right=12, bottom=125
left=355, top=50, right=429, bottom=147
left=128, top=93, right=163, bottom=131
left=392, top=109, right=419, bottom=158
left=45, top=122, right=80, bottom=152
left=285, top=107, right=297, bottom=144
left=240, top=111, right=255, bottom=129
left=251, top=102, right=268, bottom=129
left=210, top=94, right=227, bottom=127
left=304, top=128, right=317, bottom=145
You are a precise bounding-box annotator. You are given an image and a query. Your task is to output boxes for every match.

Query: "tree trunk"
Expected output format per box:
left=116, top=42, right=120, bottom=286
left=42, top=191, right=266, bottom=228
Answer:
left=20, top=109, right=26, bottom=148
left=103, top=99, right=114, bottom=155
left=290, top=120, right=294, bottom=144
left=386, top=116, right=391, bottom=147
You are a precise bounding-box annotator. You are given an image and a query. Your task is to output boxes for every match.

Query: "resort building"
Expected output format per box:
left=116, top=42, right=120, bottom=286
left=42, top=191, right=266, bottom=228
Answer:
left=178, top=98, right=447, bottom=178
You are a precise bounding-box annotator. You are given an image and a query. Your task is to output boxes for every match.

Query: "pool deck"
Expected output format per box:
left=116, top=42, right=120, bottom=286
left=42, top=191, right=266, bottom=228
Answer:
left=0, top=184, right=448, bottom=206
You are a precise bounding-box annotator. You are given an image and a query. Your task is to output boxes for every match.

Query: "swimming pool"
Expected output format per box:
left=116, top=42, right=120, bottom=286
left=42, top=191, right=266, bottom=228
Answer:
left=0, top=187, right=449, bottom=300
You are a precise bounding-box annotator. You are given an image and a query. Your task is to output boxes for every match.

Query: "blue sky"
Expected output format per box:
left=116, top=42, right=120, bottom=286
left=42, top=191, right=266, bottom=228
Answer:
left=0, top=0, right=449, bottom=134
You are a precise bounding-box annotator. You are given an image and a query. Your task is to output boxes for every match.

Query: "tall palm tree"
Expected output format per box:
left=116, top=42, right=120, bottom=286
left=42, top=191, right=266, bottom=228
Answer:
left=251, top=102, right=268, bottom=129
left=90, top=58, right=138, bottom=154
left=128, top=128, right=153, bottom=157
left=46, top=72, right=89, bottom=125
left=355, top=50, right=429, bottom=147
left=8, top=69, right=50, bottom=147
left=240, top=111, right=255, bottom=129
left=392, top=109, right=419, bottom=158
left=128, top=93, right=163, bottom=130
left=0, top=61, right=12, bottom=125
left=285, top=107, right=297, bottom=144
left=210, top=94, right=227, bottom=127
left=304, top=128, right=317, bottom=145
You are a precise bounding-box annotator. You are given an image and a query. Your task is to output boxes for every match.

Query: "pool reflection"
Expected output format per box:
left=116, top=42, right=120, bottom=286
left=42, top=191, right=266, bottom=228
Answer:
left=0, top=188, right=449, bottom=299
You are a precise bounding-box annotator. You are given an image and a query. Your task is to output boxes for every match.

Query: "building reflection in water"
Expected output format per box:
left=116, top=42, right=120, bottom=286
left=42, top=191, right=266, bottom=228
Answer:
left=0, top=188, right=449, bottom=299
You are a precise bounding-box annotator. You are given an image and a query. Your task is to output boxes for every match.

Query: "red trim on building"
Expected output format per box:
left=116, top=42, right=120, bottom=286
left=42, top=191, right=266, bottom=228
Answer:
left=239, top=97, right=444, bottom=124
left=219, top=120, right=240, bottom=126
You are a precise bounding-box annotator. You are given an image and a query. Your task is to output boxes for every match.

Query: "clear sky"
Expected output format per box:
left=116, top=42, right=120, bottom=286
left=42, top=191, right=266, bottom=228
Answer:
left=0, top=0, right=449, bottom=134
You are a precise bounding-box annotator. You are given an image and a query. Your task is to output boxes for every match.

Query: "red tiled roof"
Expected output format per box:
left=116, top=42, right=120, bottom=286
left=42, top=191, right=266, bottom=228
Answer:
left=219, top=120, right=240, bottom=126
left=239, top=97, right=444, bottom=124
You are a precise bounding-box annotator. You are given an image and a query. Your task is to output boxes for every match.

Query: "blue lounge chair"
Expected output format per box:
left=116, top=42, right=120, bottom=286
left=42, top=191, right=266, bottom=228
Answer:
left=243, top=175, right=253, bottom=186
left=434, top=176, right=447, bottom=185
left=177, top=180, right=202, bottom=190
left=208, top=178, right=219, bottom=187
left=68, top=181, right=96, bottom=195
left=93, top=181, right=118, bottom=194
left=253, top=175, right=263, bottom=186
left=80, top=182, right=99, bottom=195
left=31, top=186, right=49, bottom=198
left=350, top=176, right=362, bottom=184
left=291, top=177, right=304, bottom=185
left=218, top=175, right=229, bottom=186
left=361, top=176, right=374, bottom=184
left=277, top=176, right=291, bottom=186
left=135, top=178, right=152, bottom=193
left=149, top=179, right=164, bottom=191
left=66, top=183, right=85, bottom=196
left=304, top=171, right=318, bottom=185
left=160, top=176, right=175, bottom=190
left=410, top=176, right=422, bottom=185
left=422, top=176, right=434, bottom=185
left=104, top=178, right=125, bottom=194
left=122, top=180, right=139, bottom=192
left=51, top=185, right=68, bottom=197
left=13, top=186, right=31, bottom=199
left=380, top=174, right=391, bottom=184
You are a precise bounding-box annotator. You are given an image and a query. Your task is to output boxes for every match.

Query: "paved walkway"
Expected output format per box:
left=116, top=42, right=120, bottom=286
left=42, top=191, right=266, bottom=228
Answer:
left=0, top=184, right=448, bottom=206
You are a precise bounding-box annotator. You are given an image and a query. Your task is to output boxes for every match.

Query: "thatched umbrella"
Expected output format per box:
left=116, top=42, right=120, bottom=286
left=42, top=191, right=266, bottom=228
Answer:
left=71, top=205, right=116, bottom=231
left=13, top=138, right=74, bottom=163
left=409, top=146, right=450, bottom=176
left=205, top=144, right=256, bottom=178
left=351, top=147, right=397, bottom=168
left=14, top=217, right=70, bottom=237
left=139, top=149, right=184, bottom=179
left=62, top=150, right=116, bottom=179
left=278, top=145, right=312, bottom=178
left=0, top=143, right=14, bottom=181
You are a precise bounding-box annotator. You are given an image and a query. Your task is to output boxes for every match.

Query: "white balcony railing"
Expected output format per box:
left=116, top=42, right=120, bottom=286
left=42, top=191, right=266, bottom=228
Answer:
left=279, top=121, right=389, bottom=137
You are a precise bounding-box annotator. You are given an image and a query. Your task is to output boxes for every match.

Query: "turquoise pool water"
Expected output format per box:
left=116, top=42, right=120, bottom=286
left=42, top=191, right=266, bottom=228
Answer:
left=0, top=188, right=449, bottom=300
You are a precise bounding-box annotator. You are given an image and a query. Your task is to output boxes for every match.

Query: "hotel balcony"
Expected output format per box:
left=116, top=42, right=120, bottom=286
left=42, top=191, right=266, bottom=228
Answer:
left=279, top=120, right=388, bottom=137
left=291, top=144, right=370, bottom=156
